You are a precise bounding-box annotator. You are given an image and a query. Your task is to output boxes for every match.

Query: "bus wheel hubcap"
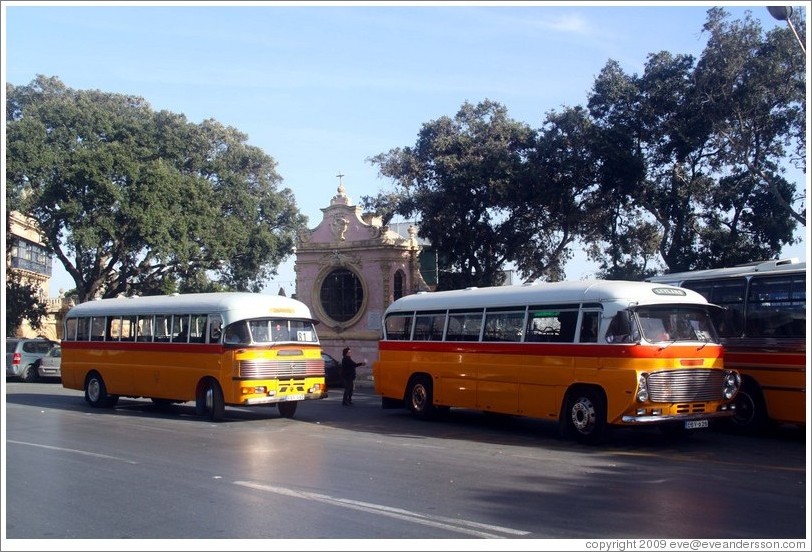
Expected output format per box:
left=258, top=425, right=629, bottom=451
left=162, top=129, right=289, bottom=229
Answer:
left=571, top=398, right=596, bottom=433
left=88, top=380, right=99, bottom=402
left=412, top=386, right=426, bottom=410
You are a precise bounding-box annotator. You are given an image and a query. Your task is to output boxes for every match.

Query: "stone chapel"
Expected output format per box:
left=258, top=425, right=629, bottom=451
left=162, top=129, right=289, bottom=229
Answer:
left=293, top=178, right=434, bottom=376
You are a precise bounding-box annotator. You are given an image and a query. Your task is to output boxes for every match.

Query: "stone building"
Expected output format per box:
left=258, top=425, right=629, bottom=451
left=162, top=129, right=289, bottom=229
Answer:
left=5, top=211, right=73, bottom=339
left=294, top=178, right=434, bottom=378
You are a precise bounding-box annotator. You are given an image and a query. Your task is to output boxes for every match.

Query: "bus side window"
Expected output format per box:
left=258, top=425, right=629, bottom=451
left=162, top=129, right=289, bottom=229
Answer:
left=172, top=314, right=190, bottom=342
left=384, top=314, right=412, bottom=341
left=446, top=311, right=483, bottom=341
left=76, top=317, right=90, bottom=341
left=120, top=315, right=137, bottom=342
left=224, top=322, right=249, bottom=345
left=714, top=307, right=744, bottom=337
left=556, top=312, right=578, bottom=342
left=189, top=314, right=207, bottom=343
left=65, top=318, right=78, bottom=341
left=154, top=315, right=171, bottom=342
left=209, top=315, right=223, bottom=343
left=137, top=315, right=154, bottom=342
left=606, top=311, right=637, bottom=343
left=579, top=312, right=599, bottom=343
left=90, top=316, right=106, bottom=341
left=413, top=313, right=445, bottom=341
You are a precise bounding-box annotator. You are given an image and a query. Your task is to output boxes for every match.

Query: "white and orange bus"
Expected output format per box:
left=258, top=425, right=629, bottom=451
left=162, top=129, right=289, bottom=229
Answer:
left=373, top=280, right=741, bottom=444
left=61, top=292, right=328, bottom=421
left=649, top=258, right=806, bottom=432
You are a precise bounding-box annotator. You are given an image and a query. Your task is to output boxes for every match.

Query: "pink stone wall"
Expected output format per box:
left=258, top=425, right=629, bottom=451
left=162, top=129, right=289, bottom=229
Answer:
left=293, top=182, right=423, bottom=381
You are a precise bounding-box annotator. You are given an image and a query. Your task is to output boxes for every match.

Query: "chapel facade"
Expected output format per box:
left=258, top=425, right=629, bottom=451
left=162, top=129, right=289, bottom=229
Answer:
left=293, top=178, right=432, bottom=374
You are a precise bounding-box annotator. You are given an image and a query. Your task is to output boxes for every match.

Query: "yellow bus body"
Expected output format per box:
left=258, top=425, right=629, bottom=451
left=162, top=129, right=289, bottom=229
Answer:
left=60, top=292, right=328, bottom=421
left=375, top=342, right=727, bottom=425
left=61, top=342, right=326, bottom=406
left=373, top=280, right=740, bottom=444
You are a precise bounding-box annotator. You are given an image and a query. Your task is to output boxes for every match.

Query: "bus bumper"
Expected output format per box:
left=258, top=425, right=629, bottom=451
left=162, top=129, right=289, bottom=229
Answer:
left=621, top=407, right=735, bottom=424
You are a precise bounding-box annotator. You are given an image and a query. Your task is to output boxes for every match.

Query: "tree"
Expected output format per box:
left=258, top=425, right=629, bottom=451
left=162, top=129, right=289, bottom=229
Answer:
left=366, top=100, right=535, bottom=289
left=586, top=8, right=803, bottom=275
left=512, top=105, right=616, bottom=281
left=5, top=276, right=48, bottom=336
left=6, top=76, right=307, bottom=302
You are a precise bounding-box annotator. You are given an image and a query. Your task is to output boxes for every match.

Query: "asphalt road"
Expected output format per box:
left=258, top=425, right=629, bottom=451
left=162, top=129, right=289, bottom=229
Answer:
left=3, top=379, right=808, bottom=545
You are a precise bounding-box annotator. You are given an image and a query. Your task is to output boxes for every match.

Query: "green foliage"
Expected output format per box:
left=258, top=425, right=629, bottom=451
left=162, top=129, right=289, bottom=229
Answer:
left=367, top=9, right=804, bottom=284
left=367, top=100, right=536, bottom=288
left=6, top=76, right=307, bottom=302
left=5, top=275, right=48, bottom=335
left=586, top=7, right=803, bottom=274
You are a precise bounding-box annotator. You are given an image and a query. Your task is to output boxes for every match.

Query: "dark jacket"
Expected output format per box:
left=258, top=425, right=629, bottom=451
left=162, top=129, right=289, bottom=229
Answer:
left=341, top=355, right=362, bottom=381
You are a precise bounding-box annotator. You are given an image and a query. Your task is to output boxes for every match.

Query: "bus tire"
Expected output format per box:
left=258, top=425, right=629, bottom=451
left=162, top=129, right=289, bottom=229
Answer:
left=563, top=387, right=608, bottom=445
left=278, top=401, right=297, bottom=418
left=198, top=379, right=225, bottom=422
left=729, top=379, right=768, bottom=434
left=407, top=375, right=437, bottom=421
left=85, top=372, right=118, bottom=408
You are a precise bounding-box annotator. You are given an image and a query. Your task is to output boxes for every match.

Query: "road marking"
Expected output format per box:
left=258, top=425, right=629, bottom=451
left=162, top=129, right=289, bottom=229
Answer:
left=235, top=481, right=529, bottom=538
left=7, top=440, right=139, bottom=464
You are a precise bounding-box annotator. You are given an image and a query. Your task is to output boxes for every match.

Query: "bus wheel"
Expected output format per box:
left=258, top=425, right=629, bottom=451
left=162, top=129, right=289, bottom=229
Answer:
left=85, top=372, right=118, bottom=408
left=407, top=375, right=437, bottom=421
left=198, top=380, right=225, bottom=422
left=729, top=381, right=768, bottom=434
left=564, top=388, right=607, bottom=445
left=278, top=401, right=297, bottom=418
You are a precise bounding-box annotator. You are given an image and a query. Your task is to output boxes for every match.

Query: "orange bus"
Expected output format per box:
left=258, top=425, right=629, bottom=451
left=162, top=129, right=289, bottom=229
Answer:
left=373, top=280, right=741, bottom=444
left=649, top=258, right=806, bottom=432
left=61, top=292, right=328, bottom=421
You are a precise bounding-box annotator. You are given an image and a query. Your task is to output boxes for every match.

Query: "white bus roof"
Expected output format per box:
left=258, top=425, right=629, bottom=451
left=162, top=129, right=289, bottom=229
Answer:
left=648, top=258, right=806, bottom=284
left=65, top=292, right=315, bottom=323
left=384, top=279, right=710, bottom=314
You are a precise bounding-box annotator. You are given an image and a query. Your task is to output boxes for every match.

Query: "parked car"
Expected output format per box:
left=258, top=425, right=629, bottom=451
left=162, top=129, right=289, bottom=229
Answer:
left=323, top=352, right=343, bottom=388
left=5, top=338, right=59, bottom=382
left=36, top=344, right=62, bottom=379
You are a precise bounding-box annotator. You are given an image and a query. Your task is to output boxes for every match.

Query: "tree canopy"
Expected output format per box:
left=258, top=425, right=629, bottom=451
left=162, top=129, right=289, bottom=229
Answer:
left=6, top=75, right=307, bottom=302
left=364, top=8, right=805, bottom=284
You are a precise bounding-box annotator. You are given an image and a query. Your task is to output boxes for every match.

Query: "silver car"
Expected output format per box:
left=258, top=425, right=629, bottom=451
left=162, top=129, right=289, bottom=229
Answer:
left=37, top=345, right=62, bottom=379
left=5, top=338, right=59, bottom=382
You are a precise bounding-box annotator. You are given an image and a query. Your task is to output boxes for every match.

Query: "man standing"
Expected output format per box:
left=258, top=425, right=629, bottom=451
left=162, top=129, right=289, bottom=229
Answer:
left=340, top=347, right=365, bottom=406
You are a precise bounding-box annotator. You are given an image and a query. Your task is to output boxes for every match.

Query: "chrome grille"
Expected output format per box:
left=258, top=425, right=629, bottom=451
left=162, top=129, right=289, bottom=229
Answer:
left=239, top=359, right=325, bottom=379
left=647, top=369, right=723, bottom=402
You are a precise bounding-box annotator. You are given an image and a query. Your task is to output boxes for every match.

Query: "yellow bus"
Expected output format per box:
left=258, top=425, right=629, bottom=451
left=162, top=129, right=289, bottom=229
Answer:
left=649, top=258, right=806, bottom=432
left=372, top=280, right=741, bottom=444
left=61, top=292, right=328, bottom=421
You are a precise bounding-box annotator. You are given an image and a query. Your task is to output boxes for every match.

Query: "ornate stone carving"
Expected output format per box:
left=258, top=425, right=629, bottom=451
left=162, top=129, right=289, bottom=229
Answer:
left=330, top=215, right=349, bottom=241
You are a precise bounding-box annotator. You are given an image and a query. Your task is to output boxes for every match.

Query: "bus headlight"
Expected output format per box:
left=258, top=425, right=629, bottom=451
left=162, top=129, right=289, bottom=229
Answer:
left=636, top=373, right=649, bottom=403
left=722, top=370, right=741, bottom=400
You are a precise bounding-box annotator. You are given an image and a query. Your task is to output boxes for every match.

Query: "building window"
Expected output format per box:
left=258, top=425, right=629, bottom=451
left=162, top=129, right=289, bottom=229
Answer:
left=10, top=238, right=52, bottom=276
left=320, top=268, right=364, bottom=322
left=394, top=270, right=405, bottom=300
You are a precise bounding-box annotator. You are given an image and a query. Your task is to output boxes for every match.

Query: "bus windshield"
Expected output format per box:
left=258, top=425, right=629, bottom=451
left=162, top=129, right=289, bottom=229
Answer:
left=632, top=306, right=718, bottom=343
left=244, top=318, right=319, bottom=344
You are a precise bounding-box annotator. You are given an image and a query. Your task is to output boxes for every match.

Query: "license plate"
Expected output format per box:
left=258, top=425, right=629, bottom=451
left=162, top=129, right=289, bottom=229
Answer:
left=285, top=394, right=305, bottom=401
left=685, top=419, right=709, bottom=430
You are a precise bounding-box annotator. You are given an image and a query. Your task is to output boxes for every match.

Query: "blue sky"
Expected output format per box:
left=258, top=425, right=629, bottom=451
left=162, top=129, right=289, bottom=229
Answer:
left=2, top=1, right=808, bottom=297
